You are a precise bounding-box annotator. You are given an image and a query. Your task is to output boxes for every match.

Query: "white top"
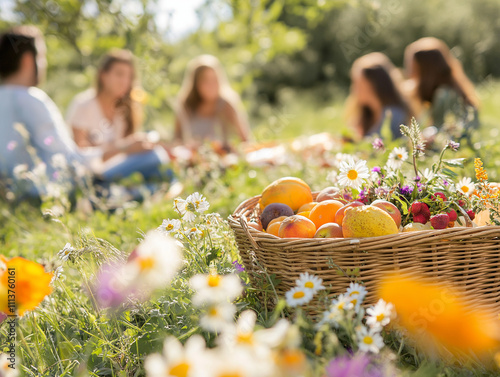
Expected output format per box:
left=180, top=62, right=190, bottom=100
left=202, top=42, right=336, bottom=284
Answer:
left=66, top=88, right=127, bottom=147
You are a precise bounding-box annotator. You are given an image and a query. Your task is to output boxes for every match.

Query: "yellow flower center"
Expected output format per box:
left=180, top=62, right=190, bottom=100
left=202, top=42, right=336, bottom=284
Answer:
left=337, top=302, right=345, bottom=310
left=461, top=186, right=469, bottom=193
left=304, top=281, right=314, bottom=289
left=208, top=274, right=222, bottom=287
left=293, top=291, right=305, bottom=299
left=397, top=154, right=403, bottom=159
left=138, top=257, right=155, bottom=271
left=169, top=362, right=190, bottom=377
left=351, top=298, right=358, bottom=305
left=166, top=224, right=174, bottom=230
left=347, top=169, right=358, bottom=180
left=349, top=291, right=359, bottom=296
left=363, top=336, right=373, bottom=345
left=236, top=331, right=254, bottom=345
left=191, top=227, right=198, bottom=233
left=208, top=307, right=219, bottom=317
left=186, top=202, right=196, bottom=212
left=376, top=313, right=385, bottom=322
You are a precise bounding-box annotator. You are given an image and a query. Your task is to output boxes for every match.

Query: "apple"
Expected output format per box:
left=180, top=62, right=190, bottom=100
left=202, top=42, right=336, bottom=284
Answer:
left=334, top=201, right=364, bottom=225
left=370, top=199, right=402, bottom=228
left=316, top=186, right=346, bottom=203
left=314, top=222, right=343, bottom=238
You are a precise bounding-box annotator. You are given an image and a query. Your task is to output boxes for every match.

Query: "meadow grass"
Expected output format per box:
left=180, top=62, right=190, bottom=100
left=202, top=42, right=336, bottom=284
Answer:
left=1, top=81, right=500, bottom=376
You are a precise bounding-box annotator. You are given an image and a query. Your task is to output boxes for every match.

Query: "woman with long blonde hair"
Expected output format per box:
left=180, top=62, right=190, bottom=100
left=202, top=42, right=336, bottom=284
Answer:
left=346, top=52, right=411, bottom=140
left=404, top=37, right=479, bottom=134
left=174, top=55, right=250, bottom=150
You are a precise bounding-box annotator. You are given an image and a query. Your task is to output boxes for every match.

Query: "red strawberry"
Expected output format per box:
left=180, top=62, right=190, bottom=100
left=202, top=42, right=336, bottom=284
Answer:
left=447, top=209, right=458, bottom=222
left=413, top=213, right=428, bottom=224
left=432, top=192, right=447, bottom=202
left=467, top=210, right=476, bottom=221
left=430, top=214, right=450, bottom=229
left=421, top=204, right=431, bottom=221
left=411, top=202, right=424, bottom=214
left=458, top=200, right=466, bottom=207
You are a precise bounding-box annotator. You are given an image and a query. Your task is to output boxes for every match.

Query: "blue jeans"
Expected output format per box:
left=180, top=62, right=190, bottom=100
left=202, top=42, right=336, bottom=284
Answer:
left=100, top=147, right=173, bottom=182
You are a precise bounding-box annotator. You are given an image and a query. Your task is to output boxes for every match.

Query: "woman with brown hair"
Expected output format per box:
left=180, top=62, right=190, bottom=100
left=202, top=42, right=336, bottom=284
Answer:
left=174, top=55, right=251, bottom=151
left=67, top=49, right=170, bottom=181
left=347, top=52, right=411, bottom=140
left=404, top=37, right=479, bottom=136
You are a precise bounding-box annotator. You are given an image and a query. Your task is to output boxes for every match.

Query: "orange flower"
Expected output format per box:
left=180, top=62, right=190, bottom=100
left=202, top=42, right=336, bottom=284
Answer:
left=0, top=256, right=53, bottom=316
left=475, top=158, right=488, bottom=182
left=379, top=273, right=500, bottom=359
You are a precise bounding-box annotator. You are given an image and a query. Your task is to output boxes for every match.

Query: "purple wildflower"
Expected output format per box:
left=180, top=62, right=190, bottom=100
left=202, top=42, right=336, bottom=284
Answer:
left=371, top=166, right=382, bottom=174
left=0, top=312, right=7, bottom=324
left=372, top=138, right=385, bottom=151
left=326, top=354, right=383, bottom=377
left=399, top=185, right=413, bottom=196
left=443, top=179, right=449, bottom=186
left=91, top=263, right=140, bottom=309
left=6, top=140, right=17, bottom=151
left=232, top=261, right=245, bottom=273
left=447, top=140, right=460, bottom=151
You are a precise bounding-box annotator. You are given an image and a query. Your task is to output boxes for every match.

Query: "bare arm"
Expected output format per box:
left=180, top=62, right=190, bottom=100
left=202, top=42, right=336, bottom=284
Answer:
left=224, top=103, right=251, bottom=142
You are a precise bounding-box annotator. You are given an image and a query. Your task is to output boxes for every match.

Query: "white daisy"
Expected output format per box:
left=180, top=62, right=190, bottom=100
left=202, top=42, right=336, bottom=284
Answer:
left=145, top=335, right=206, bottom=377
left=157, top=219, right=181, bottom=235
left=0, top=353, right=18, bottom=377
left=206, top=347, right=265, bottom=377
left=456, top=177, right=475, bottom=196
left=57, top=243, right=75, bottom=262
left=174, top=198, right=195, bottom=222
left=366, top=299, right=394, bottom=330
left=387, top=147, right=408, bottom=170
left=190, top=273, right=243, bottom=306
left=126, top=231, right=182, bottom=289
left=347, top=294, right=363, bottom=313
left=346, top=282, right=367, bottom=302
left=295, top=272, right=325, bottom=294
left=200, top=302, right=236, bottom=332
left=51, top=153, right=67, bottom=170
left=356, top=326, right=385, bottom=353
left=331, top=294, right=353, bottom=311
left=185, top=226, right=204, bottom=238
left=338, top=158, right=370, bottom=190
left=421, top=168, right=435, bottom=182
left=317, top=306, right=343, bottom=328
left=285, top=286, right=314, bottom=307
left=186, top=192, right=210, bottom=214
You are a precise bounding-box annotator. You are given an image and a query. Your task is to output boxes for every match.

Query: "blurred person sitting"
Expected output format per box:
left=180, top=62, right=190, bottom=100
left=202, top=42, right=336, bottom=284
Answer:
left=66, top=49, right=171, bottom=182
left=174, top=55, right=251, bottom=152
left=346, top=52, right=411, bottom=140
left=0, top=25, right=88, bottom=199
left=403, top=37, right=479, bottom=143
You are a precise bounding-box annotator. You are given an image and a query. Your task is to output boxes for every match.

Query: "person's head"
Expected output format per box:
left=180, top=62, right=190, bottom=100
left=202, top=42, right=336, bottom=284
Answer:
left=178, top=54, right=239, bottom=114
left=96, top=49, right=141, bottom=135
left=404, top=37, right=478, bottom=108
left=0, top=25, right=46, bottom=86
left=349, top=53, right=410, bottom=136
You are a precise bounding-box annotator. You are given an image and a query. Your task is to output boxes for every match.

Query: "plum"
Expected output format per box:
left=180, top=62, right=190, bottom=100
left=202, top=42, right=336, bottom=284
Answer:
left=260, top=203, right=294, bottom=230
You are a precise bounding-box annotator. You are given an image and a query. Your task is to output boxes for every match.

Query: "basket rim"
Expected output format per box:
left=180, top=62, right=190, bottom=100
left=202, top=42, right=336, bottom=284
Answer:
left=229, top=192, right=500, bottom=245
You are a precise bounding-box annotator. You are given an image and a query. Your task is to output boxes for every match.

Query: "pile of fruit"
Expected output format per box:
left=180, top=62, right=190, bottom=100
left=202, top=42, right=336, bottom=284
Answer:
left=249, top=177, right=478, bottom=239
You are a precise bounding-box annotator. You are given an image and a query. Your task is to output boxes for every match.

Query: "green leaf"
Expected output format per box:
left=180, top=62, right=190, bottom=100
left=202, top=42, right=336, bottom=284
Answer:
left=443, top=158, right=466, bottom=168
left=441, top=168, right=458, bottom=178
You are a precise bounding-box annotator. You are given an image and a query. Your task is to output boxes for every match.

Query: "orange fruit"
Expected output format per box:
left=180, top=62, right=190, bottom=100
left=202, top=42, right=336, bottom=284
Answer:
left=309, top=200, right=344, bottom=229
left=278, top=215, right=316, bottom=238
left=298, top=202, right=317, bottom=212
left=335, top=201, right=365, bottom=225
left=266, top=221, right=283, bottom=236
left=259, top=177, right=313, bottom=212
left=297, top=211, right=311, bottom=219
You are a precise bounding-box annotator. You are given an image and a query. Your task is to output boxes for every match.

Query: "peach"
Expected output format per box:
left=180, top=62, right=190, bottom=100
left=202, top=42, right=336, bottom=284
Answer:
left=278, top=215, right=316, bottom=238
left=268, top=216, right=288, bottom=227
left=248, top=222, right=263, bottom=231
left=314, top=222, right=343, bottom=238
left=266, top=221, right=283, bottom=236
left=371, top=200, right=402, bottom=228
left=298, top=202, right=317, bottom=212
left=334, top=201, right=365, bottom=225
left=316, top=186, right=341, bottom=202
left=259, top=177, right=313, bottom=212
left=309, top=200, right=344, bottom=229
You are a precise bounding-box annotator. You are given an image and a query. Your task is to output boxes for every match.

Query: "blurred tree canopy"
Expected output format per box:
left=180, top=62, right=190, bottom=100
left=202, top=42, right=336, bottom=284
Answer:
left=2, top=0, right=500, bottom=125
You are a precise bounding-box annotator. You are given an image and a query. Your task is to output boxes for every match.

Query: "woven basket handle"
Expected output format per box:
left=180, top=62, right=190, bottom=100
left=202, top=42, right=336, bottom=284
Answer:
left=239, top=216, right=260, bottom=249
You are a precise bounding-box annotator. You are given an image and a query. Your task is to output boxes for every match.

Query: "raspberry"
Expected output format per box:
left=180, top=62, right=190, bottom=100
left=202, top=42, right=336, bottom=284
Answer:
left=411, top=202, right=424, bottom=214
left=432, top=192, right=447, bottom=202
left=467, top=210, right=476, bottom=221
left=430, top=214, right=450, bottom=229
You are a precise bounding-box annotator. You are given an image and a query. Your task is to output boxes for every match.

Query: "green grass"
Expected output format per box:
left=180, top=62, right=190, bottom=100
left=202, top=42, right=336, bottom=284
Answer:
left=1, top=81, right=500, bottom=376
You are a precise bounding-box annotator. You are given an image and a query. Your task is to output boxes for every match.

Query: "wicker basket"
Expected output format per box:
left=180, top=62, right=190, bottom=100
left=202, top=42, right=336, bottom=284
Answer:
left=229, top=193, right=500, bottom=312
